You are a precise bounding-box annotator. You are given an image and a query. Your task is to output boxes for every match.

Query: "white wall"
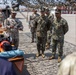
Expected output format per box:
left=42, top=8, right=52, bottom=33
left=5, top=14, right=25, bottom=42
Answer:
left=62, top=14, right=76, bottom=45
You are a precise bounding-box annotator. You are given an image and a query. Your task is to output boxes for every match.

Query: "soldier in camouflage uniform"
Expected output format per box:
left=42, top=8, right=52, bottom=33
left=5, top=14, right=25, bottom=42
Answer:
left=49, top=9, right=69, bottom=63
left=4, top=11, right=23, bottom=49
left=45, top=8, right=54, bottom=49
left=34, top=8, right=51, bottom=58
left=0, top=9, right=5, bottom=26
left=29, top=9, right=39, bottom=43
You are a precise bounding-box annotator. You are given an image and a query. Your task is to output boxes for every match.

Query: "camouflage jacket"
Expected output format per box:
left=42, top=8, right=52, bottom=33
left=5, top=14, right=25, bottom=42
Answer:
left=29, top=13, right=39, bottom=27
left=4, top=17, right=23, bottom=32
left=52, top=17, right=69, bottom=40
left=0, top=12, right=5, bottom=24
left=34, top=15, right=51, bottom=37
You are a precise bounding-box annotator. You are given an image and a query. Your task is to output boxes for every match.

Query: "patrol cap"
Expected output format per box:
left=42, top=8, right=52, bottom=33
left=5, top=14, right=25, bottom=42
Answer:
left=55, top=9, right=61, bottom=14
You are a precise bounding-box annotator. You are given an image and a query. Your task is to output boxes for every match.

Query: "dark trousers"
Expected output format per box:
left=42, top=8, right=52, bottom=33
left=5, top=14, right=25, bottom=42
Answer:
left=31, top=32, right=35, bottom=42
left=12, top=38, right=19, bottom=49
left=37, top=37, right=46, bottom=54
left=52, top=39, right=64, bottom=57
left=31, top=27, right=35, bottom=42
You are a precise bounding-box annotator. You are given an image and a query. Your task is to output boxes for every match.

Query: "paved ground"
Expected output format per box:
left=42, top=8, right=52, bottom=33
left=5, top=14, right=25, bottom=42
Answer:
left=16, top=12, right=76, bottom=75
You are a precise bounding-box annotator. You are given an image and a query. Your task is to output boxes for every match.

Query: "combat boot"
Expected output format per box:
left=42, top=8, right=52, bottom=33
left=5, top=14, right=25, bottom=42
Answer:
left=49, top=55, right=55, bottom=60
left=58, top=56, right=62, bottom=63
left=42, top=54, right=45, bottom=58
left=36, top=53, right=41, bottom=57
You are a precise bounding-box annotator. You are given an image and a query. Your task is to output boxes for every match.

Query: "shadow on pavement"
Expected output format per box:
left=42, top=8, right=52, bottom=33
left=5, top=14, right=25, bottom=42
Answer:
left=23, top=53, right=36, bottom=59
left=45, top=53, right=65, bottom=59
left=17, top=18, right=25, bottom=19
left=23, top=53, right=63, bottom=59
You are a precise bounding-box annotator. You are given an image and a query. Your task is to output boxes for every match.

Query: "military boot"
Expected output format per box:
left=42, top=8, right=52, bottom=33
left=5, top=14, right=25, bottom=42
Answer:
left=49, top=55, right=55, bottom=60
left=58, top=56, right=62, bottom=63
left=36, top=53, right=41, bottom=57
left=42, top=54, right=45, bottom=58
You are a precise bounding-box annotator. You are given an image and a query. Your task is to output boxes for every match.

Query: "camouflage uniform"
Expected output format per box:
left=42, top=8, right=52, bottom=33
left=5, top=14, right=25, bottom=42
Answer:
left=34, top=15, right=51, bottom=56
left=29, top=13, right=39, bottom=42
left=0, top=11, right=5, bottom=26
left=52, top=17, right=68, bottom=57
left=4, top=14, right=23, bottom=49
left=46, top=13, right=54, bottom=48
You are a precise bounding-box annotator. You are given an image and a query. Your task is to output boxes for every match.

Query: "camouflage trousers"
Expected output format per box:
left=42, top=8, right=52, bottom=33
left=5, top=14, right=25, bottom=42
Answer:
left=36, top=37, right=46, bottom=54
left=12, top=38, right=19, bottom=49
left=46, top=30, right=51, bottom=44
left=52, top=39, right=64, bottom=57
left=10, top=31, right=19, bottom=49
left=31, top=27, right=36, bottom=42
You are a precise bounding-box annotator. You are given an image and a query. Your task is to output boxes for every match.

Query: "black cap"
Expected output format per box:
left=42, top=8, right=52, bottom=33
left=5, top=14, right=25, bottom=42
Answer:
left=55, top=9, right=61, bottom=13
